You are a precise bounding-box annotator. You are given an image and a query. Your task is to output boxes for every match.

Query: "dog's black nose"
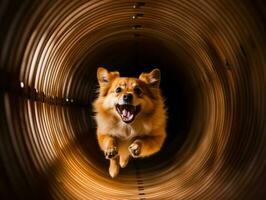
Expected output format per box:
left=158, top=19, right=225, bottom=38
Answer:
left=123, top=93, right=133, bottom=103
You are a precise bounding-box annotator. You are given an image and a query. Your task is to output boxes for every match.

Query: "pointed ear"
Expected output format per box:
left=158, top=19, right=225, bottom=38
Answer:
left=139, top=68, right=161, bottom=88
left=97, top=67, right=120, bottom=86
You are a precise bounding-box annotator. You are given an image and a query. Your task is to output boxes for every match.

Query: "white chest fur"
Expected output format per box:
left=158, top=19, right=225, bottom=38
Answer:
left=111, top=124, right=135, bottom=140
left=109, top=123, right=141, bottom=140
left=98, top=119, right=152, bottom=141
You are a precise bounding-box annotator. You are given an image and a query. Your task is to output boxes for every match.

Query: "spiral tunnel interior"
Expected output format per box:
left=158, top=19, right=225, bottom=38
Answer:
left=1, top=0, right=266, bottom=199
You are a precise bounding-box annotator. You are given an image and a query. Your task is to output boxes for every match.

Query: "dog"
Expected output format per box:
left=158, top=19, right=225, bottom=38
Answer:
left=93, top=67, right=167, bottom=178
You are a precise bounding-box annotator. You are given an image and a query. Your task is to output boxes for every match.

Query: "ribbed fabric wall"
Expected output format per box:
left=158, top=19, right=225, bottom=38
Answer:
left=0, top=0, right=266, bottom=199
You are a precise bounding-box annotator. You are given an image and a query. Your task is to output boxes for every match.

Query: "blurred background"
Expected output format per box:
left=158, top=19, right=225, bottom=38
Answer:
left=0, top=0, right=266, bottom=199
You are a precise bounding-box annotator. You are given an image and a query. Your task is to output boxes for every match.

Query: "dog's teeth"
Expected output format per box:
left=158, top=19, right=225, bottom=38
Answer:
left=129, top=114, right=134, bottom=120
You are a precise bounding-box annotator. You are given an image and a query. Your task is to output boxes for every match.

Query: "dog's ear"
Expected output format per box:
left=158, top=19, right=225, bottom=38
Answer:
left=97, top=67, right=120, bottom=86
left=139, top=68, right=161, bottom=88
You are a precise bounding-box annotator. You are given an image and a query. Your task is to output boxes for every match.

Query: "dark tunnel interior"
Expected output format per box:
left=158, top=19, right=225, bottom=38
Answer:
left=1, top=0, right=266, bottom=199
left=85, top=38, right=198, bottom=168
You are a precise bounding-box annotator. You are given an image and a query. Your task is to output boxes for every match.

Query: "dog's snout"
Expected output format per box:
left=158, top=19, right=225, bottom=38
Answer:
left=123, top=93, right=133, bottom=103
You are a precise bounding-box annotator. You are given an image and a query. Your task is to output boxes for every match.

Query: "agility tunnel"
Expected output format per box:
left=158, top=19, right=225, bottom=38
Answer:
left=0, top=0, right=266, bottom=199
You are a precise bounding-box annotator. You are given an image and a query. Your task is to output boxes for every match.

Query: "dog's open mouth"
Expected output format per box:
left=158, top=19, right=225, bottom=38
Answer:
left=115, top=104, right=141, bottom=123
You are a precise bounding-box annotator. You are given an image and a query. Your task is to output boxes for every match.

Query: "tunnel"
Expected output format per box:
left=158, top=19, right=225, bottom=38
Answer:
left=1, top=0, right=266, bottom=199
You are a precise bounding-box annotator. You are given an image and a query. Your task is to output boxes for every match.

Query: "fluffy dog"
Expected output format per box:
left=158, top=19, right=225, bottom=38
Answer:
left=93, top=67, right=167, bottom=177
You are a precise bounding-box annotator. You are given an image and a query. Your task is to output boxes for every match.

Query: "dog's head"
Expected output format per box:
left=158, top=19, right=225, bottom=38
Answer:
left=96, top=67, right=161, bottom=123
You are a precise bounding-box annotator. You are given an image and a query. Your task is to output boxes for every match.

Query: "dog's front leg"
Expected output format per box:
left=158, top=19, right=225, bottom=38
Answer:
left=97, top=133, right=118, bottom=159
left=97, top=133, right=120, bottom=177
left=129, top=129, right=166, bottom=158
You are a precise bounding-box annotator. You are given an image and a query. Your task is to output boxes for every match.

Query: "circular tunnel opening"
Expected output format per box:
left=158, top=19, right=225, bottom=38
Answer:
left=80, top=36, right=199, bottom=171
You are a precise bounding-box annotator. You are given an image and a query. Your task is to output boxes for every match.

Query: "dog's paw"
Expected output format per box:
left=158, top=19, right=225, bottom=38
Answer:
left=105, top=147, right=118, bottom=159
left=129, top=142, right=141, bottom=158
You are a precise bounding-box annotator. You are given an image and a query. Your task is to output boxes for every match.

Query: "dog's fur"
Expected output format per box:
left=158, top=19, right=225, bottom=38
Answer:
left=93, top=67, right=167, bottom=178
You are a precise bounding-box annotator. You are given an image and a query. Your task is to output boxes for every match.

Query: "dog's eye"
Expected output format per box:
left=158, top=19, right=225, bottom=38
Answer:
left=134, top=86, right=142, bottom=96
left=115, top=87, right=122, bottom=93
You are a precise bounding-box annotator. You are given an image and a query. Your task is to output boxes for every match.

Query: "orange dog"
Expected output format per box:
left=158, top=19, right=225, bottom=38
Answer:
left=93, top=67, right=167, bottom=177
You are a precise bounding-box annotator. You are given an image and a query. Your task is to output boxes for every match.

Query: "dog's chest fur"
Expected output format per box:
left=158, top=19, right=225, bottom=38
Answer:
left=114, top=125, right=135, bottom=140
left=117, top=123, right=150, bottom=140
left=98, top=118, right=152, bottom=140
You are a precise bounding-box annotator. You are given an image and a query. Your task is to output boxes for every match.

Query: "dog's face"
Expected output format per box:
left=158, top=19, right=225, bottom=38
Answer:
left=96, top=67, right=161, bottom=123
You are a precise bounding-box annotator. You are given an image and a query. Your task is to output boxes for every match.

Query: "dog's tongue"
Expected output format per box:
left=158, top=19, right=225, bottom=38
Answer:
left=122, top=109, right=131, bottom=118
left=122, top=109, right=127, bottom=116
